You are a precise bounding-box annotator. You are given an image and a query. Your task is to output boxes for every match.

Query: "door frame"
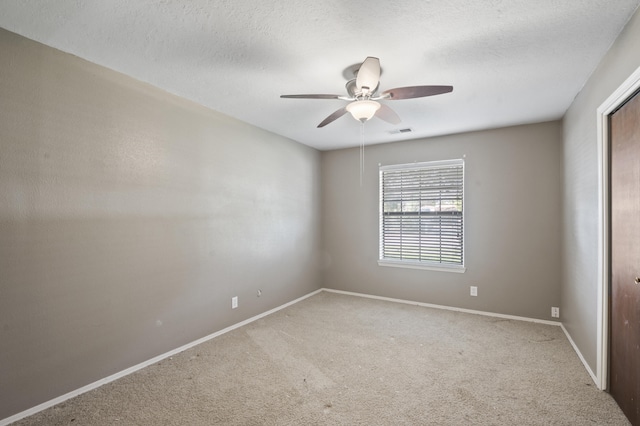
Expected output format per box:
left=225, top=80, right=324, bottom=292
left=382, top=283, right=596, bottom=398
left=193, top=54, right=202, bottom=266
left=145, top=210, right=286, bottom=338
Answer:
left=596, top=64, right=640, bottom=391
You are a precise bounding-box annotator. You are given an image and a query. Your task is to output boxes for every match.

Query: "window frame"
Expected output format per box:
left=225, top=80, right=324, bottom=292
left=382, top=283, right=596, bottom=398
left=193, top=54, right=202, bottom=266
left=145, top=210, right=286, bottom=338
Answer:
left=378, top=159, right=466, bottom=273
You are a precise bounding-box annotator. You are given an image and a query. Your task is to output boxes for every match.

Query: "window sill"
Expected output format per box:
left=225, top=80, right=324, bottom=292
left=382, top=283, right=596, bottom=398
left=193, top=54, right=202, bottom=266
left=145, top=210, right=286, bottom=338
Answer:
left=378, top=259, right=466, bottom=273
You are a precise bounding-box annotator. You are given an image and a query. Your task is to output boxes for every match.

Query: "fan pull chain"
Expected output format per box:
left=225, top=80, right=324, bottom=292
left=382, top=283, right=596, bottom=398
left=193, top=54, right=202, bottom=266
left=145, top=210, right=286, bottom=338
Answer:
left=360, top=122, right=365, bottom=186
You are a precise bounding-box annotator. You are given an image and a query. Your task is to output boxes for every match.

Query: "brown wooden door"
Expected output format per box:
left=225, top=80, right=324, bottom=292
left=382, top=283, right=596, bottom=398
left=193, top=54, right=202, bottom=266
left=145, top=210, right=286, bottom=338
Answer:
left=610, top=89, right=640, bottom=426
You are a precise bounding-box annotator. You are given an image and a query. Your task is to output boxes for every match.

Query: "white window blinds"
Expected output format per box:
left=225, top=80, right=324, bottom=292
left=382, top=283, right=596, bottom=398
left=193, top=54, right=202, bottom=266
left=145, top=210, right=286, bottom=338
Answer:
left=379, top=159, right=464, bottom=269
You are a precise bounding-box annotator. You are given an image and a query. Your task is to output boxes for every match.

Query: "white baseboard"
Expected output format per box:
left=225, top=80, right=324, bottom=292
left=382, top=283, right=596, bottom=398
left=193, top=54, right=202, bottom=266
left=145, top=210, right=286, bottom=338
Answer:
left=0, top=289, right=323, bottom=426
left=3, top=287, right=595, bottom=425
left=560, top=323, right=599, bottom=387
left=322, top=288, right=562, bottom=326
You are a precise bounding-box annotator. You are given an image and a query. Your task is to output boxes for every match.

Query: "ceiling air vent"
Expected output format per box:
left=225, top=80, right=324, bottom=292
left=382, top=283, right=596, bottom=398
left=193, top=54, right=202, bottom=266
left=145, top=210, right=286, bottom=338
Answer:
left=388, top=128, right=413, bottom=135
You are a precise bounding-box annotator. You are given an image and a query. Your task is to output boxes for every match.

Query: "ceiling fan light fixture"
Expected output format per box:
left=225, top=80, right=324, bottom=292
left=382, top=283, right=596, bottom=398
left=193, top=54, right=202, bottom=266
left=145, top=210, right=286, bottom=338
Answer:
left=346, top=100, right=381, bottom=122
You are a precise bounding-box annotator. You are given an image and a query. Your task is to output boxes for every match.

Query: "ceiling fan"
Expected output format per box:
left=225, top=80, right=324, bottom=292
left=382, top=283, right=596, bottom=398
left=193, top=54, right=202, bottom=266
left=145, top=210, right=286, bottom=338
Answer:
left=280, top=57, right=453, bottom=128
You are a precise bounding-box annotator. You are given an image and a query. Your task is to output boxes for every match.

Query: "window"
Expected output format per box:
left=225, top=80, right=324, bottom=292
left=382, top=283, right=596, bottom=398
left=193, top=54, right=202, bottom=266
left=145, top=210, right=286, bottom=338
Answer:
left=379, top=159, right=464, bottom=272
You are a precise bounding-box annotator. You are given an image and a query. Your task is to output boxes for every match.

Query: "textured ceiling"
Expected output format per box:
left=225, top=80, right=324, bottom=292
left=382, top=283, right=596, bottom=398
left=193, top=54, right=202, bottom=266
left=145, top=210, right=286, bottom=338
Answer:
left=0, top=0, right=639, bottom=150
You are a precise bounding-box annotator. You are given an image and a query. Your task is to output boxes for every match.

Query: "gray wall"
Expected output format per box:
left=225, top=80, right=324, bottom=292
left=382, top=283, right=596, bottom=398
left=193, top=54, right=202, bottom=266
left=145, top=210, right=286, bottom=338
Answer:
left=321, top=122, right=563, bottom=320
left=0, top=28, right=321, bottom=419
left=562, top=8, right=640, bottom=373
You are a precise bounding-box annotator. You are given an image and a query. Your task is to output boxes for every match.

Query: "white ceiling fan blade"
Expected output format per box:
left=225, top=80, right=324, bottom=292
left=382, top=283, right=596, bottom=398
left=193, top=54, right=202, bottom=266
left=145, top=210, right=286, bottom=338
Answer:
left=356, top=57, right=380, bottom=93
left=375, top=104, right=401, bottom=125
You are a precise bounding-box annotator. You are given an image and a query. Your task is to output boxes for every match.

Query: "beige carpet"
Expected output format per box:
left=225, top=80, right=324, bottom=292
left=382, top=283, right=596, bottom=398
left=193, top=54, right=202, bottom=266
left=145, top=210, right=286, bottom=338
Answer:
left=13, top=291, right=629, bottom=425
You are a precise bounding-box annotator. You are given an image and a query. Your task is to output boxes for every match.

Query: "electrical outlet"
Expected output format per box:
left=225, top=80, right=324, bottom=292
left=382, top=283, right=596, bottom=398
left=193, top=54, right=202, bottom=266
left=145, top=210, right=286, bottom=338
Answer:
left=232, top=296, right=238, bottom=309
left=470, top=286, right=478, bottom=297
left=551, top=307, right=560, bottom=318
